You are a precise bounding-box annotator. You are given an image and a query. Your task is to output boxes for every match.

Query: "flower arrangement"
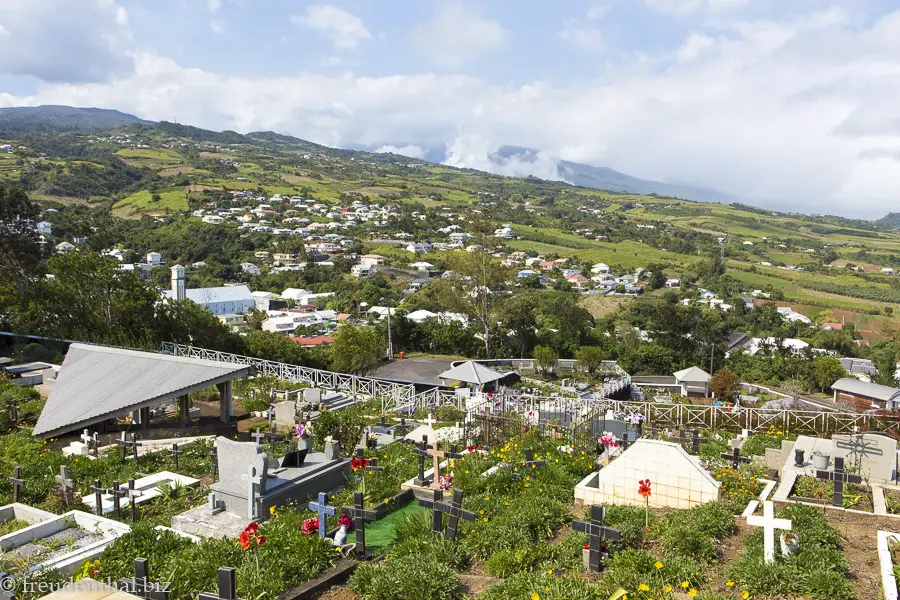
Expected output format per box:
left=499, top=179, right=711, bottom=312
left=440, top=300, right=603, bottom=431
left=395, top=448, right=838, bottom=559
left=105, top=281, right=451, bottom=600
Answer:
left=638, top=479, right=652, bottom=526
left=439, top=475, right=453, bottom=490
left=599, top=432, right=618, bottom=448
left=324, top=435, right=334, bottom=444
left=350, top=456, right=369, bottom=471
left=301, top=517, right=319, bottom=536
left=338, top=514, right=352, bottom=530
left=239, top=522, right=266, bottom=550
left=629, top=413, right=646, bottom=425
left=293, top=422, right=311, bottom=438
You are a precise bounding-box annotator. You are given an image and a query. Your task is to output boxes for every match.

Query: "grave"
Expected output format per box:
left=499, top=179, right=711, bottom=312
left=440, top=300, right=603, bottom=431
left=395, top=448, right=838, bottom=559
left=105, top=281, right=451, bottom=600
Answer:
left=173, top=436, right=349, bottom=538
left=0, top=503, right=57, bottom=532
left=272, top=401, right=298, bottom=429
left=81, top=471, right=200, bottom=515
left=745, top=500, right=792, bottom=563
left=575, top=439, right=721, bottom=509
left=0, top=510, right=130, bottom=576
left=832, top=432, right=898, bottom=483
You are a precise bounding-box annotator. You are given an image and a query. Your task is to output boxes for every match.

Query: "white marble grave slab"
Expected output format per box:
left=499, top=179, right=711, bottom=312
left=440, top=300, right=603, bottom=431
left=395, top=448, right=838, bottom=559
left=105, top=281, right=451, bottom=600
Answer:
left=81, top=471, right=199, bottom=514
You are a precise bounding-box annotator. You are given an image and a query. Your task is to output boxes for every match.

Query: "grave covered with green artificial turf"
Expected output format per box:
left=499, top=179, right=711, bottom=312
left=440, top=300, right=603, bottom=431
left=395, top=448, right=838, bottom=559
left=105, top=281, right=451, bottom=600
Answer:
left=347, top=501, right=426, bottom=553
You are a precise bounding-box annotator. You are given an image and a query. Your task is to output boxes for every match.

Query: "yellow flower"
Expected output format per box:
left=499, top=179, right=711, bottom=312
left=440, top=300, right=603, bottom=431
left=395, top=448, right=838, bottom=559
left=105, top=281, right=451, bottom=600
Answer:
left=383, top=498, right=389, bottom=504
left=485, top=496, right=489, bottom=500
left=664, top=585, right=672, bottom=593
left=480, top=510, right=484, bottom=515
left=547, top=569, right=553, bottom=575
left=741, top=592, right=749, bottom=600
left=638, top=583, right=650, bottom=591
left=525, top=476, right=531, bottom=481
left=681, top=581, right=689, bottom=589
left=545, top=587, right=550, bottom=593
left=269, top=506, right=276, bottom=515
left=483, top=517, right=488, bottom=522
left=726, top=580, right=735, bottom=587
left=471, top=529, right=476, bottom=533
left=531, top=594, right=539, bottom=600
left=654, top=561, right=663, bottom=569
left=688, top=589, right=698, bottom=597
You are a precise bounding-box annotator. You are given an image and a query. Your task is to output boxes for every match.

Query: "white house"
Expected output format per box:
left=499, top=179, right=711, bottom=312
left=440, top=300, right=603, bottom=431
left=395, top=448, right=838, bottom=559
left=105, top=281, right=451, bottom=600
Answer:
left=36, top=221, right=52, bottom=236
left=351, top=264, right=374, bottom=278
left=282, top=288, right=314, bottom=302
left=591, top=263, right=611, bottom=274
left=202, top=215, right=225, bottom=225
left=164, top=283, right=255, bottom=315
left=359, top=254, right=385, bottom=267
left=409, top=261, right=435, bottom=271
left=252, top=291, right=281, bottom=311
left=55, top=241, right=75, bottom=253
left=406, top=243, right=432, bottom=253
left=241, top=263, right=261, bottom=276
left=665, top=278, right=681, bottom=288
left=146, top=252, right=162, bottom=266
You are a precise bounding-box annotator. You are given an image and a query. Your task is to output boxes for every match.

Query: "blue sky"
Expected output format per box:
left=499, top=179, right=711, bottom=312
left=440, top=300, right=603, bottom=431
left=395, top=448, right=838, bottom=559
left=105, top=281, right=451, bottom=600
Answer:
left=2, top=0, right=900, bottom=217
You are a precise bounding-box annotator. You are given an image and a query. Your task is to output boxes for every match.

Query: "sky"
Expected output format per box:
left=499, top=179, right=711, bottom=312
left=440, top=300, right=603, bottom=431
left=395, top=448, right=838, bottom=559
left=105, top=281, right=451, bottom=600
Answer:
left=1, top=1, right=900, bottom=218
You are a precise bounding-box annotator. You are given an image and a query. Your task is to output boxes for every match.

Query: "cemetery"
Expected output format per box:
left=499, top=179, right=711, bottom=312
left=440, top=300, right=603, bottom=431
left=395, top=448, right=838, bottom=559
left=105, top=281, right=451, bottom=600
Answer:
left=3, top=344, right=900, bottom=598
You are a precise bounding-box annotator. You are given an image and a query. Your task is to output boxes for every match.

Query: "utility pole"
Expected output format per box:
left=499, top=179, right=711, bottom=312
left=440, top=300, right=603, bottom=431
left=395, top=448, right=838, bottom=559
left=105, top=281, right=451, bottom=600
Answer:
left=386, top=307, right=394, bottom=360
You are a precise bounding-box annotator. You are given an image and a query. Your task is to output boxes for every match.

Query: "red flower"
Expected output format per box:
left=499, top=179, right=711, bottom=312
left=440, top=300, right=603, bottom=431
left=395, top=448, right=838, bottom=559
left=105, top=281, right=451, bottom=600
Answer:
left=638, top=479, right=652, bottom=498
left=467, top=445, right=475, bottom=452
left=239, top=522, right=265, bottom=550
left=301, top=517, right=319, bottom=535
left=350, top=457, right=369, bottom=471
left=583, top=543, right=590, bottom=550
left=338, top=514, right=353, bottom=530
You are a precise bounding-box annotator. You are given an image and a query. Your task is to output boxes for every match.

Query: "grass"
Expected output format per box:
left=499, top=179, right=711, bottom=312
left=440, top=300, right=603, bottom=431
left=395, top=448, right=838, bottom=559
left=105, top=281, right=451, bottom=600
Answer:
left=113, top=187, right=189, bottom=214
left=346, top=501, right=427, bottom=554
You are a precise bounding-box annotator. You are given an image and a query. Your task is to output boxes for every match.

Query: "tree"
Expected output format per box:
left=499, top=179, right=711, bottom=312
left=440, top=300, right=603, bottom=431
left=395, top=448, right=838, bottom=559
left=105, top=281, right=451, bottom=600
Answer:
left=575, top=346, right=605, bottom=375
left=445, top=246, right=508, bottom=358
left=533, top=345, right=558, bottom=375
left=811, top=356, right=846, bottom=391
left=0, top=183, right=42, bottom=293
left=709, top=368, right=739, bottom=402
left=815, top=309, right=836, bottom=326
left=330, top=325, right=384, bottom=375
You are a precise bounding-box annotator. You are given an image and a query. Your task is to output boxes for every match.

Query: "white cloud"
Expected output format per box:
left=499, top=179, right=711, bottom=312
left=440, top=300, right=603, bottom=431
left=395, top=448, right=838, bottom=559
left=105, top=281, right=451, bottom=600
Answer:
left=290, top=4, right=370, bottom=51
left=3, top=5, right=900, bottom=217
left=0, top=0, right=133, bottom=83
left=209, top=19, right=225, bottom=35
left=206, top=0, right=221, bottom=13
left=559, top=22, right=604, bottom=53
left=410, top=2, right=507, bottom=67
left=374, top=145, right=426, bottom=159
left=444, top=135, right=566, bottom=182
left=646, top=0, right=748, bottom=14
left=675, top=33, right=715, bottom=62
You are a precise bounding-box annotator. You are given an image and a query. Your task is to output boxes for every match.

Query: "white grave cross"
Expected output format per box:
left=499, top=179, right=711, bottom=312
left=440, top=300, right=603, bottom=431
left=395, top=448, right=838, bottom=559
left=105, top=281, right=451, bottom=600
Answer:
left=423, top=414, right=438, bottom=428
left=745, top=500, right=792, bottom=563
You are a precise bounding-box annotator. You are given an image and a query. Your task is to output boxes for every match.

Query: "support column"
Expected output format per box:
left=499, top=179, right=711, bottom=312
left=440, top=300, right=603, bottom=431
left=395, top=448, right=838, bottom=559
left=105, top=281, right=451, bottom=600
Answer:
left=217, top=381, right=233, bottom=423
left=139, top=407, right=150, bottom=430
left=179, top=395, right=190, bottom=427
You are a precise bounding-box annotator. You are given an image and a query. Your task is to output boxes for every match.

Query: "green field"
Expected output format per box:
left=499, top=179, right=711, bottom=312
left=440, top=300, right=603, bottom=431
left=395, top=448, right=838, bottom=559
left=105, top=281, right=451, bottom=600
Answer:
left=114, top=187, right=189, bottom=214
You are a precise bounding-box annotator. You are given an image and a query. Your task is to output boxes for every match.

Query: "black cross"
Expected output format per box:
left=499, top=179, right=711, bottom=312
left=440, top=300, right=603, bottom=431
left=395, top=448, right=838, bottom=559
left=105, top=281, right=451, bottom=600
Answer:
left=7, top=396, right=17, bottom=425
left=126, top=478, right=143, bottom=522
left=111, top=480, right=127, bottom=519
left=341, top=491, right=377, bottom=560
left=619, top=432, right=634, bottom=451
left=672, top=429, right=706, bottom=454
left=114, top=432, right=139, bottom=460
left=572, top=505, right=621, bottom=572
left=171, top=444, right=180, bottom=473
left=210, top=445, right=219, bottom=479
left=412, top=435, right=434, bottom=485
left=418, top=489, right=445, bottom=533
left=365, top=458, right=383, bottom=474
left=199, top=567, right=240, bottom=600
left=520, top=449, right=546, bottom=470
left=266, top=432, right=284, bottom=455
left=91, top=479, right=105, bottom=515
left=721, top=447, right=751, bottom=469
left=815, top=456, right=862, bottom=508
left=435, top=489, right=475, bottom=541
left=119, top=558, right=170, bottom=600
left=55, top=465, right=75, bottom=507
left=8, top=467, right=24, bottom=503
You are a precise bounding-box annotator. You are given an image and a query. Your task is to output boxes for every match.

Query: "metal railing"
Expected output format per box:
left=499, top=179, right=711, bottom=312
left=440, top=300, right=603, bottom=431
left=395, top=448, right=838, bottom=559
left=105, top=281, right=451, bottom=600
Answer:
left=159, top=342, right=460, bottom=413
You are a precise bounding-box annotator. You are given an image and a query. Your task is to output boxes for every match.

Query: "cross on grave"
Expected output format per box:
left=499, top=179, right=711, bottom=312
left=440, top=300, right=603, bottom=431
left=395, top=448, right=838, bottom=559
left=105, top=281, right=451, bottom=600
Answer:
left=114, top=432, right=139, bottom=460
left=118, top=558, right=170, bottom=600
left=81, top=428, right=93, bottom=448
left=8, top=467, right=24, bottom=503
left=418, top=489, right=445, bottom=533
left=307, top=492, right=336, bottom=538
left=341, top=491, right=378, bottom=560
left=199, top=567, right=241, bottom=600
left=423, top=413, right=438, bottom=428
left=250, top=430, right=267, bottom=447
left=210, top=445, right=219, bottom=479
left=836, top=435, right=884, bottom=467
left=435, top=489, right=475, bottom=540
left=91, top=479, right=105, bottom=516
left=126, top=479, right=143, bottom=522
left=520, top=449, right=546, bottom=470
left=745, top=500, right=792, bottom=563
left=571, top=505, right=621, bottom=572
left=721, top=447, right=751, bottom=469
left=6, top=396, right=17, bottom=425
left=245, top=466, right=263, bottom=520
left=266, top=432, right=284, bottom=455
left=815, top=456, right=862, bottom=508
left=418, top=442, right=464, bottom=490
left=412, top=435, right=434, bottom=486
left=55, top=465, right=75, bottom=506
left=170, top=444, right=180, bottom=473
left=671, top=429, right=706, bottom=454
left=111, top=480, right=127, bottom=519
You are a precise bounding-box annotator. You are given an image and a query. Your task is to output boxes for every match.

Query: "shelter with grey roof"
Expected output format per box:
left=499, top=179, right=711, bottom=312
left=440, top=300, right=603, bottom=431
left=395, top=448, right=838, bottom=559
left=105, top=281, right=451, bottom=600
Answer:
left=831, top=377, right=900, bottom=411
left=32, top=343, right=251, bottom=439
left=439, top=361, right=507, bottom=392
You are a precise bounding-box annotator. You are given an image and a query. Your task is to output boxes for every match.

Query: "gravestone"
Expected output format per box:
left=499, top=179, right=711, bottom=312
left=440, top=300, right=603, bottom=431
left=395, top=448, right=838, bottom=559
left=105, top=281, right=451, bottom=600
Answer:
left=215, top=437, right=270, bottom=515
left=815, top=456, right=862, bottom=507
left=324, top=440, right=341, bottom=461
left=572, top=505, right=621, bottom=572
left=273, top=401, right=298, bottom=428
left=303, top=388, right=322, bottom=405
left=199, top=567, right=240, bottom=600
left=55, top=465, right=75, bottom=506
left=832, top=432, right=897, bottom=482
left=118, top=557, right=170, bottom=600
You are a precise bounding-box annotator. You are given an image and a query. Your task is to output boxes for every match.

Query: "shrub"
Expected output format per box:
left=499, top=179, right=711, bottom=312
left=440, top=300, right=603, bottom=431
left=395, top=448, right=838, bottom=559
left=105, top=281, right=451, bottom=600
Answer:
left=651, top=501, right=735, bottom=562
left=349, top=553, right=462, bottom=600
left=311, top=407, right=366, bottom=453
left=480, top=573, right=604, bottom=600
left=599, top=504, right=652, bottom=549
